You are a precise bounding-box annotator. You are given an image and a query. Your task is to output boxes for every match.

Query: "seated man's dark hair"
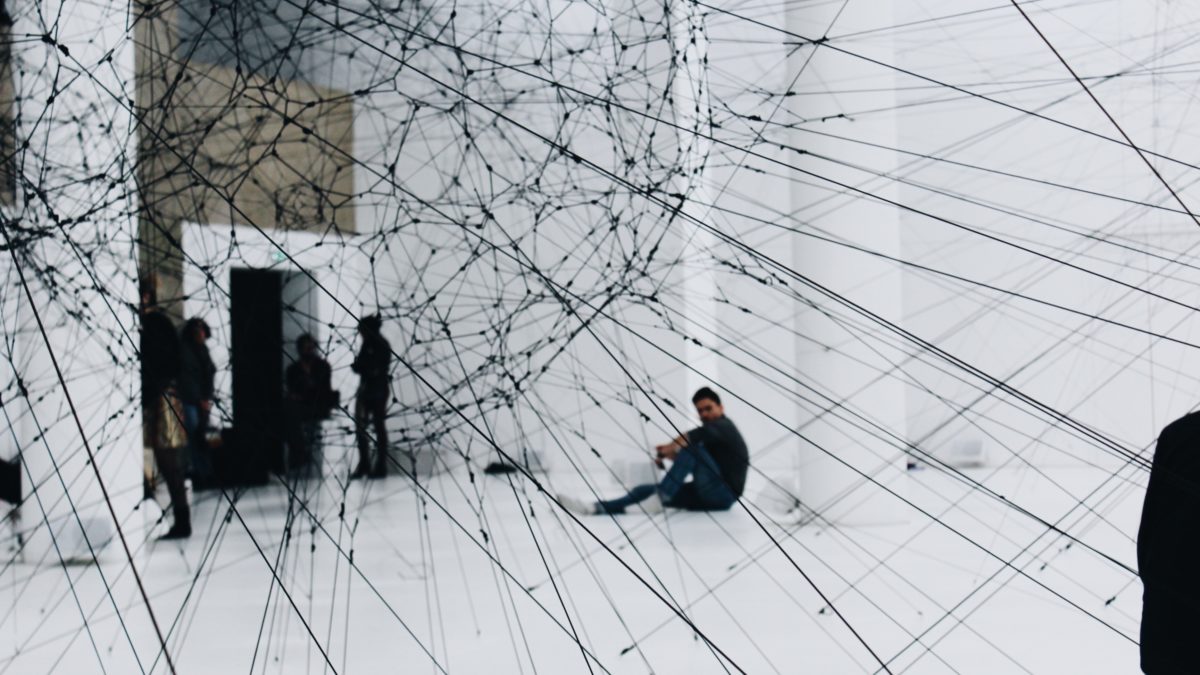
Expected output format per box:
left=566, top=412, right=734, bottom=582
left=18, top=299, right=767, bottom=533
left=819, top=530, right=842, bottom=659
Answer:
left=296, top=333, right=317, bottom=350
left=692, top=387, right=721, bottom=405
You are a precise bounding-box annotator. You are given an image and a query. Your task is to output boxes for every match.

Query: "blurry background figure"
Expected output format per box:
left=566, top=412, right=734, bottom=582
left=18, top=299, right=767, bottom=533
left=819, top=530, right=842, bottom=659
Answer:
left=350, top=315, right=390, bottom=480
left=139, top=275, right=190, bottom=540
left=1138, top=411, right=1200, bottom=673
left=285, top=333, right=336, bottom=476
left=1, top=455, right=20, bottom=561
left=178, top=317, right=216, bottom=487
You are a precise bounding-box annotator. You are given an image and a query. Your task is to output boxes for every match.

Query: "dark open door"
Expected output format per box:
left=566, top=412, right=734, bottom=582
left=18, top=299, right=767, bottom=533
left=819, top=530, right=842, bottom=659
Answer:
left=229, top=269, right=284, bottom=481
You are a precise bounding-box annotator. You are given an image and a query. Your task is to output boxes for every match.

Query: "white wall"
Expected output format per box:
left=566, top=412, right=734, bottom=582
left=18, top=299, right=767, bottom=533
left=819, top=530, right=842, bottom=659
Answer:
left=238, top=0, right=1192, bottom=512
left=0, top=0, right=150, bottom=670
left=891, top=2, right=1200, bottom=479
left=20, top=0, right=1190, bottom=535
left=3, top=0, right=141, bottom=562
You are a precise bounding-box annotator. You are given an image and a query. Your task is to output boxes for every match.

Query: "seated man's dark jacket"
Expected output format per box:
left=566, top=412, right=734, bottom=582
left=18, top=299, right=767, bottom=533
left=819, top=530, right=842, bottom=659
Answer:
left=686, top=416, right=749, bottom=497
left=1139, top=411, right=1200, bottom=673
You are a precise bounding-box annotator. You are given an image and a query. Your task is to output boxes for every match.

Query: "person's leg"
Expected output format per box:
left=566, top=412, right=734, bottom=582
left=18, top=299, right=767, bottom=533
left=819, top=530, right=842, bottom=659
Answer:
left=595, top=484, right=658, bottom=514
left=283, top=402, right=308, bottom=471
left=592, top=445, right=718, bottom=514
left=560, top=442, right=728, bottom=516
left=142, top=402, right=157, bottom=500
left=662, top=483, right=703, bottom=509
left=657, top=443, right=736, bottom=511
left=191, top=406, right=213, bottom=483
left=676, top=444, right=737, bottom=511
left=182, top=403, right=203, bottom=478
left=152, top=444, right=190, bottom=537
left=352, top=396, right=371, bottom=476
left=369, top=397, right=388, bottom=477
left=182, top=403, right=198, bottom=442
left=302, top=420, right=322, bottom=478
left=656, top=445, right=698, bottom=502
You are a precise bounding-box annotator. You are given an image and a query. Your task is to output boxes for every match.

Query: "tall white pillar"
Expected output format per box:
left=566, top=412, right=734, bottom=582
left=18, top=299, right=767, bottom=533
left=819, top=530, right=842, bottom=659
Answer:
left=5, top=0, right=141, bottom=566
left=787, top=3, right=908, bottom=525
left=672, top=0, right=720, bottom=396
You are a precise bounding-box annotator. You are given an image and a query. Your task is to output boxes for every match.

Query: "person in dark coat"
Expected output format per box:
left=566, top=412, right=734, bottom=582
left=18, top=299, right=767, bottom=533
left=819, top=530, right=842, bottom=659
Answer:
left=350, top=315, right=391, bottom=479
left=139, top=275, right=190, bottom=540
left=178, top=318, right=216, bottom=483
left=1138, top=411, right=1200, bottom=673
left=285, top=333, right=335, bottom=472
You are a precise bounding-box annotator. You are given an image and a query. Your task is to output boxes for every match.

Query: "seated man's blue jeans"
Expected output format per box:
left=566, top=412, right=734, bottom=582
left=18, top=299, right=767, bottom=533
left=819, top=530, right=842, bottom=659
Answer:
left=597, top=443, right=737, bottom=514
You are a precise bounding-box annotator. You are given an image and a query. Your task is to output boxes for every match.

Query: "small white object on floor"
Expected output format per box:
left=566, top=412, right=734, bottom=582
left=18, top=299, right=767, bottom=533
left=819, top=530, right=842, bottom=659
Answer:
left=556, top=493, right=598, bottom=515
left=753, top=474, right=801, bottom=515
left=616, top=458, right=660, bottom=487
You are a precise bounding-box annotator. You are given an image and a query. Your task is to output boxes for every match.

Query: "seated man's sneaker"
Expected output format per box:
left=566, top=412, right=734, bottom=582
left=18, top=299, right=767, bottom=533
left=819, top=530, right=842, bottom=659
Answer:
left=557, top=493, right=598, bottom=515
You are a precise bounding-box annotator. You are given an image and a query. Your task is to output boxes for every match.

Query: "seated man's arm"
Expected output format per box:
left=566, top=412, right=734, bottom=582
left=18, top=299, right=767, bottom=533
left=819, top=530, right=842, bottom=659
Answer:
left=656, top=424, right=712, bottom=463
left=655, top=433, right=688, bottom=459
left=657, top=432, right=686, bottom=454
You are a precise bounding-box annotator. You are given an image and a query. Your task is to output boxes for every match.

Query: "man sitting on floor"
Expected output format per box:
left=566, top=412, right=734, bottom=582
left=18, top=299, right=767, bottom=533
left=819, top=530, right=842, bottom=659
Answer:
left=560, top=387, right=749, bottom=515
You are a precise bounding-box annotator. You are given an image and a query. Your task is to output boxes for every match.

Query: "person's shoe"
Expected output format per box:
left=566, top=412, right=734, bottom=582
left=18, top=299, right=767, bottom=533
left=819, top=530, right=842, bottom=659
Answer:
left=349, top=463, right=370, bottom=480
left=368, top=464, right=387, bottom=479
left=158, top=524, right=191, bottom=541
left=557, top=493, right=599, bottom=515
left=639, top=493, right=664, bottom=514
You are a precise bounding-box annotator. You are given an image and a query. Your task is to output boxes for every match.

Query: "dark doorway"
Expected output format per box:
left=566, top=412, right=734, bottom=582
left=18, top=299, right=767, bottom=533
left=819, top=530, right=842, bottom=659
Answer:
left=229, top=269, right=284, bottom=481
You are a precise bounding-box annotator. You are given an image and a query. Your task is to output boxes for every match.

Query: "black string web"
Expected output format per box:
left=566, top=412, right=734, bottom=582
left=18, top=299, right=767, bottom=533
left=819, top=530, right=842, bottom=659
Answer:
left=3, top=0, right=1196, bottom=671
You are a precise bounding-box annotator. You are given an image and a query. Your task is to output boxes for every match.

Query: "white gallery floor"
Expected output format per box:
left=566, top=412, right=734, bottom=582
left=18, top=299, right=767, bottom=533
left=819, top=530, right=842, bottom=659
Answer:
left=1, top=456, right=1145, bottom=674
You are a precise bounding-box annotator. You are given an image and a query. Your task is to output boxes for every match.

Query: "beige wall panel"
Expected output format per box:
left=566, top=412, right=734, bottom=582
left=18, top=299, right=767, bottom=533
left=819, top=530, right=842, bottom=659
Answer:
left=143, top=65, right=355, bottom=234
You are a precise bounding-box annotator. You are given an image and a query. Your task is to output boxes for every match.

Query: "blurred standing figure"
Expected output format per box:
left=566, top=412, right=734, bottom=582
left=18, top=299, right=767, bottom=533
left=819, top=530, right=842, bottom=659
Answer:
left=285, top=333, right=335, bottom=473
left=139, top=275, right=190, bottom=540
left=350, top=315, right=390, bottom=479
left=178, top=318, right=215, bottom=484
left=1138, top=411, right=1200, bottom=673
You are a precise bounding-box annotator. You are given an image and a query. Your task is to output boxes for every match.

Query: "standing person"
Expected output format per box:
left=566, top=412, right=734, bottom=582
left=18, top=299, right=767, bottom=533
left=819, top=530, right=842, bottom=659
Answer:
left=285, top=333, right=335, bottom=473
left=559, top=387, right=749, bottom=515
left=1138, top=411, right=1200, bottom=673
left=178, top=318, right=215, bottom=485
left=350, top=315, right=391, bottom=479
left=139, top=275, right=190, bottom=540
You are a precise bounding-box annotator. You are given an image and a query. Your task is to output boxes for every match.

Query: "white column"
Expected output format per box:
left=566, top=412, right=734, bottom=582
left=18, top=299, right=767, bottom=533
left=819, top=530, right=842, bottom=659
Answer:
left=787, top=3, right=908, bottom=525
left=672, top=0, right=720, bottom=396
left=6, top=0, right=141, bottom=564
